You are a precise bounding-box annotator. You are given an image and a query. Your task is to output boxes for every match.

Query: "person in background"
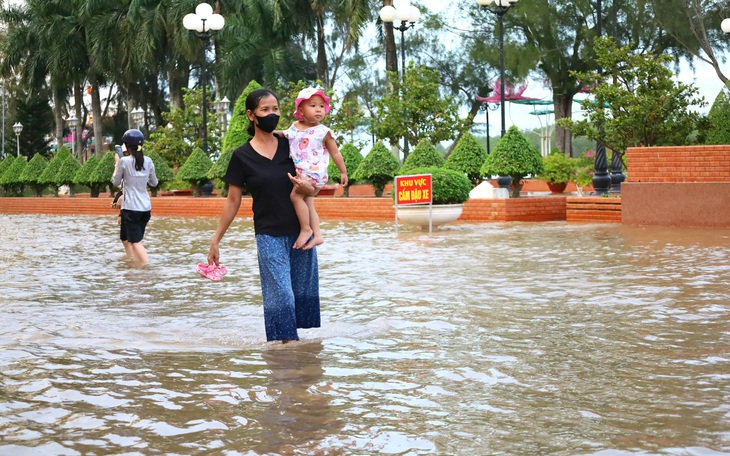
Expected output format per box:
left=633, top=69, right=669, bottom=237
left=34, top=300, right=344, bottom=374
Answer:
left=112, top=129, right=158, bottom=265
left=207, top=88, right=321, bottom=343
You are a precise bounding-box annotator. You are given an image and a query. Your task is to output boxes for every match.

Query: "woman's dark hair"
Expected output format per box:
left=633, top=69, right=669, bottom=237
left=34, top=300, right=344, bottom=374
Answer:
left=127, top=145, right=145, bottom=171
left=246, top=88, right=278, bottom=136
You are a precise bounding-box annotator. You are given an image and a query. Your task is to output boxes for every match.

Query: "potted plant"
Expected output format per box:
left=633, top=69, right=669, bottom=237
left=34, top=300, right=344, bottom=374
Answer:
left=538, top=149, right=575, bottom=194
left=351, top=142, right=401, bottom=197
left=480, top=126, right=543, bottom=198
left=394, top=166, right=472, bottom=229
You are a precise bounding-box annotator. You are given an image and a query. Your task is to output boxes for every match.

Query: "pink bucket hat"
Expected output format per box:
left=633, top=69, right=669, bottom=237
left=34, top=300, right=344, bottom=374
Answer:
left=294, top=87, right=331, bottom=120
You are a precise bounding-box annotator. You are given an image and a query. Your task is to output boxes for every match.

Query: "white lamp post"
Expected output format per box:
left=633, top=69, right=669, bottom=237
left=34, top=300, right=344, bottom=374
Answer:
left=67, top=114, right=78, bottom=158
left=183, top=3, right=225, bottom=154
left=12, top=122, right=22, bottom=157
left=379, top=0, right=420, bottom=158
left=722, top=18, right=730, bottom=34
left=214, top=96, right=230, bottom=133
left=131, top=107, right=145, bottom=128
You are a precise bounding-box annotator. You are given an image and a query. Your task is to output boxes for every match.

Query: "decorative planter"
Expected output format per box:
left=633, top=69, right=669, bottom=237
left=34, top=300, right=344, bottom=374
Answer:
left=546, top=182, right=568, bottom=194
left=396, top=204, right=464, bottom=230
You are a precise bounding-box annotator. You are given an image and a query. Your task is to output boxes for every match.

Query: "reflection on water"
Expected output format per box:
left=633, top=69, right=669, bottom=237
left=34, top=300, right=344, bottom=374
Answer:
left=1, top=214, right=729, bottom=455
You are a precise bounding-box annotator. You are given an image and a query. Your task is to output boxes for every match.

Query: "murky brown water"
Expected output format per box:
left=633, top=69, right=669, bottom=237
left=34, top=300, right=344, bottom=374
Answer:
left=1, top=214, right=729, bottom=455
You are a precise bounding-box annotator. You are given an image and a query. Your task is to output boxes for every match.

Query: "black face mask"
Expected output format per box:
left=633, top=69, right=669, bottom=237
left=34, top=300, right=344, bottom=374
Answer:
left=255, top=113, right=280, bottom=133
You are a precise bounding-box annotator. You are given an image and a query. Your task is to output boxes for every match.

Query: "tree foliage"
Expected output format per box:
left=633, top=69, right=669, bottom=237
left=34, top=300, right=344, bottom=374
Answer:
left=146, top=88, right=221, bottom=167
left=373, top=65, right=462, bottom=158
left=444, top=132, right=487, bottom=186
left=538, top=150, right=574, bottom=184
left=558, top=37, right=707, bottom=159
left=351, top=142, right=401, bottom=197
left=480, top=126, right=544, bottom=197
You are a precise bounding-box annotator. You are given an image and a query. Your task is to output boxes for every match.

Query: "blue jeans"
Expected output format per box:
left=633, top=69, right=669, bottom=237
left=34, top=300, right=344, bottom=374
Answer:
left=256, top=234, right=320, bottom=341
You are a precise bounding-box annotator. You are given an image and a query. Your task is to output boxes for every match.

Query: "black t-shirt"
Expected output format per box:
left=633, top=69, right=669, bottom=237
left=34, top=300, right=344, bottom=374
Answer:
left=224, top=136, right=300, bottom=236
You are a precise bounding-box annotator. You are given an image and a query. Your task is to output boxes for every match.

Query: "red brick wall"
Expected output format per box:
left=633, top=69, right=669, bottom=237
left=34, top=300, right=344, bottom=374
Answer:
left=566, top=197, right=622, bottom=223
left=626, top=145, right=730, bottom=183
left=0, top=195, right=570, bottom=223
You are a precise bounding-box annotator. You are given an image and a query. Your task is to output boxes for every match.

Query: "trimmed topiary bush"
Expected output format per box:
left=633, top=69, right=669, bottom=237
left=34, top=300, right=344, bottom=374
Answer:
left=222, top=80, right=261, bottom=154
left=90, top=152, right=117, bottom=196
left=444, top=132, right=487, bottom=186
left=39, top=147, right=74, bottom=195
left=706, top=87, right=730, bottom=145
left=146, top=150, right=174, bottom=196
left=20, top=153, right=49, bottom=196
left=207, top=147, right=233, bottom=196
left=0, top=155, right=16, bottom=194
left=480, top=126, right=544, bottom=198
left=399, top=139, right=445, bottom=174
left=327, top=142, right=363, bottom=197
left=397, top=166, right=471, bottom=205
left=56, top=155, right=81, bottom=196
left=351, top=142, right=401, bottom=197
left=0, top=156, right=27, bottom=196
left=178, top=147, right=213, bottom=196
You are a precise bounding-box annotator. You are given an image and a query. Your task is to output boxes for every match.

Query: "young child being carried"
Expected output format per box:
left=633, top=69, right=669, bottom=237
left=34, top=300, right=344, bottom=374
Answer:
left=283, top=87, right=347, bottom=249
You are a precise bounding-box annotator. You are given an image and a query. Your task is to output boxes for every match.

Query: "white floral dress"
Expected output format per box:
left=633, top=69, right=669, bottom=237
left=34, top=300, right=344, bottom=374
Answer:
left=283, top=124, right=332, bottom=188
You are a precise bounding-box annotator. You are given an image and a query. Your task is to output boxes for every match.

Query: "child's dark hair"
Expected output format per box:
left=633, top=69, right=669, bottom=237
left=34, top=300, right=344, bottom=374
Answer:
left=246, top=88, right=278, bottom=136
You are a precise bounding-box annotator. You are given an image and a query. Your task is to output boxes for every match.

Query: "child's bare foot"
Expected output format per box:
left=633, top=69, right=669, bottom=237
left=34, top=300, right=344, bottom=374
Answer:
left=302, top=235, right=324, bottom=250
left=293, top=228, right=313, bottom=249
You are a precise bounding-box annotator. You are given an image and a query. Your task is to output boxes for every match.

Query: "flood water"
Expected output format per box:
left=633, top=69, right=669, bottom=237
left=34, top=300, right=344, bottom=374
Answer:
left=1, top=213, right=729, bottom=455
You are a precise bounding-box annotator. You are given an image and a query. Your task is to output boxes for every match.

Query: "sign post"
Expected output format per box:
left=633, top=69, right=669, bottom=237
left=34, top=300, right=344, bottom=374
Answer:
left=394, top=173, right=433, bottom=234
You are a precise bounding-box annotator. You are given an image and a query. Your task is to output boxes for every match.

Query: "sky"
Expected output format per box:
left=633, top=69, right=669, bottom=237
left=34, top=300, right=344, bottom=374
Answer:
left=414, top=0, right=729, bottom=132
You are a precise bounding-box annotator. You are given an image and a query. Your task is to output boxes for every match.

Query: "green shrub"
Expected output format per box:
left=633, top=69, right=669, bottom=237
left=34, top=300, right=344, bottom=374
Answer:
left=177, top=147, right=213, bottom=196
left=706, top=87, right=730, bottom=145
left=20, top=153, right=49, bottom=196
left=351, top=142, right=401, bottom=197
left=538, top=150, right=575, bottom=184
left=444, top=132, right=487, bottom=186
left=207, top=146, right=233, bottom=194
left=0, top=156, right=27, bottom=196
left=38, top=147, right=73, bottom=193
left=146, top=150, right=174, bottom=196
left=0, top=156, right=16, bottom=194
left=222, top=80, right=261, bottom=154
left=327, top=142, right=363, bottom=197
left=90, top=151, right=117, bottom=195
left=480, top=126, right=544, bottom=197
left=399, top=139, right=445, bottom=174
left=397, top=166, right=471, bottom=204
left=56, top=155, right=81, bottom=195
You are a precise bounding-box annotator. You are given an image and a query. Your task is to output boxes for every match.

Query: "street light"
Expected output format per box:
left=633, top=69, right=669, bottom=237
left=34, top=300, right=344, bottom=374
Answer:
left=476, top=0, right=518, bottom=138
left=380, top=0, right=420, bottom=158
left=214, top=96, right=230, bottom=133
left=183, top=2, right=225, bottom=155
left=12, top=122, right=22, bottom=157
left=131, top=107, right=145, bottom=128
left=722, top=18, right=730, bottom=34
left=67, top=114, right=79, bottom=158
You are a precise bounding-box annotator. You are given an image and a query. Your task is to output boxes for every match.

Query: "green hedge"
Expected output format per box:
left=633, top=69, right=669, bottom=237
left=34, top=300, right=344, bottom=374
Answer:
left=396, top=166, right=471, bottom=205
left=20, top=153, right=49, bottom=196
